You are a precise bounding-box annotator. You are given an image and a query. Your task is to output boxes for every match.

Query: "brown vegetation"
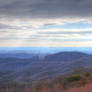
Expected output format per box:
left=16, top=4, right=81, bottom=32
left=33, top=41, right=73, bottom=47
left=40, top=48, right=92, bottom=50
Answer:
left=0, top=72, right=92, bottom=92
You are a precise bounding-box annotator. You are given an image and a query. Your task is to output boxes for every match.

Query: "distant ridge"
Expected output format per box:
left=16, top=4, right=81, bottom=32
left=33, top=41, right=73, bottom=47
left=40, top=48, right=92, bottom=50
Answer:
left=0, top=51, right=92, bottom=83
left=44, top=51, right=88, bottom=62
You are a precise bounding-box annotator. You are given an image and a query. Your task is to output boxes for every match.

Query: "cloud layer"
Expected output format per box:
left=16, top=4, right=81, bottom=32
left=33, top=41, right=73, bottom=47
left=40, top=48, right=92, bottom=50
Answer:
left=0, top=0, right=92, bottom=47
left=0, top=0, right=92, bottom=18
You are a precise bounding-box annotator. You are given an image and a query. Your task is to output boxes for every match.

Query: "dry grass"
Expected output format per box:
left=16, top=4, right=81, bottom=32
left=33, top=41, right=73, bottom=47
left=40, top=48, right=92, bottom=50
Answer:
left=0, top=72, right=92, bottom=92
left=1, top=84, right=92, bottom=92
left=1, top=83, right=92, bottom=92
left=68, top=84, right=92, bottom=92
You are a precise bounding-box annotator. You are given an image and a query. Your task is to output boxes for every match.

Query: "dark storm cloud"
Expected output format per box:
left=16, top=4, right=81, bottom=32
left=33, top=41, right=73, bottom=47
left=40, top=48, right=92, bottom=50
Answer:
left=0, top=0, right=92, bottom=18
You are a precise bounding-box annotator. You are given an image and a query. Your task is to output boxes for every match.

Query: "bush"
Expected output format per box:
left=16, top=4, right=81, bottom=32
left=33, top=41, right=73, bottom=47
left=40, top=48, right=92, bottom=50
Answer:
left=67, top=75, right=83, bottom=82
left=84, top=72, right=91, bottom=77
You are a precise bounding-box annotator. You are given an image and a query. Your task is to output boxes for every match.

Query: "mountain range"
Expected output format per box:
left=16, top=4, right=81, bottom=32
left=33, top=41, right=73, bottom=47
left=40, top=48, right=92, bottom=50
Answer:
left=0, top=51, right=92, bottom=84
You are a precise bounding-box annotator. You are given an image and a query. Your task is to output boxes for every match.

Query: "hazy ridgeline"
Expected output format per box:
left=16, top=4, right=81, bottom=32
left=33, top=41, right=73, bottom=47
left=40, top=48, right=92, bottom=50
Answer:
left=0, top=51, right=92, bottom=92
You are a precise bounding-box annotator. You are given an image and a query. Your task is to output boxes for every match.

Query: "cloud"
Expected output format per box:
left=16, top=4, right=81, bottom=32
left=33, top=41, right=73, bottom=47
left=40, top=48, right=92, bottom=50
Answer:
left=0, top=27, right=92, bottom=47
left=0, top=0, right=92, bottom=47
left=0, top=40, right=92, bottom=47
left=0, top=0, right=92, bottom=18
left=0, top=0, right=92, bottom=29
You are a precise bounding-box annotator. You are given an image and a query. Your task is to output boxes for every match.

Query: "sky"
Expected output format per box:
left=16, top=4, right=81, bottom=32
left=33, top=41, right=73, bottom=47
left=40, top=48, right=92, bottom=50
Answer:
left=0, top=47, right=92, bottom=54
left=0, top=0, right=92, bottom=47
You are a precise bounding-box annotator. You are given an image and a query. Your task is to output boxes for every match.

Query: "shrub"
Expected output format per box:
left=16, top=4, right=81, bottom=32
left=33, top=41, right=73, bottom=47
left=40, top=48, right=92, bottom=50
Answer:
left=67, top=74, right=83, bottom=82
left=84, top=72, right=91, bottom=77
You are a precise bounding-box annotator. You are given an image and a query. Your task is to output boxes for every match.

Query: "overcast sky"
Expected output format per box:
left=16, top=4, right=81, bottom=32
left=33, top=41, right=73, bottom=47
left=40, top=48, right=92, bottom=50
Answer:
left=0, top=0, right=92, bottom=47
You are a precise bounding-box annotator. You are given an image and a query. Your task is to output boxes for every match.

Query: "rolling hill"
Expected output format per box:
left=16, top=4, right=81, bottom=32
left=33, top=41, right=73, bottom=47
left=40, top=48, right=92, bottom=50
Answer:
left=0, top=51, right=92, bottom=84
left=44, top=51, right=88, bottom=62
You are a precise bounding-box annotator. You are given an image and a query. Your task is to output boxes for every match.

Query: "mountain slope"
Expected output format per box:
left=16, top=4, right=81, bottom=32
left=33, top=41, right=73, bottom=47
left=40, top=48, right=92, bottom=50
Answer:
left=0, top=51, right=91, bottom=83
